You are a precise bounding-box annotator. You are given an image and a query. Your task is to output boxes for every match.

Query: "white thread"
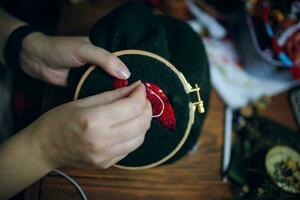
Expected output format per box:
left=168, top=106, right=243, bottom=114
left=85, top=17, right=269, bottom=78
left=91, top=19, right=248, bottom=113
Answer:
left=53, top=169, right=88, bottom=200
left=146, top=88, right=165, bottom=118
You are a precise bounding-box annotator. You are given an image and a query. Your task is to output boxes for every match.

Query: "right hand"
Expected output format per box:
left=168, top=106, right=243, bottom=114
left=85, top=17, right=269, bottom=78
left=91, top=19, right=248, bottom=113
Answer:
left=27, top=81, right=152, bottom=169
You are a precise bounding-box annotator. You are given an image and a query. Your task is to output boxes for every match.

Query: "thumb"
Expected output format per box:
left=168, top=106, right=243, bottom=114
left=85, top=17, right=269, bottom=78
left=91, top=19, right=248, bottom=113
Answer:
left=79, top=43, right=131, bottom=79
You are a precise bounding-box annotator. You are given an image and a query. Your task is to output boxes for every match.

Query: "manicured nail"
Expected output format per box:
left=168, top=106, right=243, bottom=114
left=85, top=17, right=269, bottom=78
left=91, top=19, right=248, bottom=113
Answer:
left=117, top=68, right=131, bottom=79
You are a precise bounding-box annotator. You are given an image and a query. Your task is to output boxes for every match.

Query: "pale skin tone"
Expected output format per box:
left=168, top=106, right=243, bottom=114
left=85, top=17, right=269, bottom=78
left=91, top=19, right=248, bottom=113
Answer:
left=0, top=7, right=152, bottom=200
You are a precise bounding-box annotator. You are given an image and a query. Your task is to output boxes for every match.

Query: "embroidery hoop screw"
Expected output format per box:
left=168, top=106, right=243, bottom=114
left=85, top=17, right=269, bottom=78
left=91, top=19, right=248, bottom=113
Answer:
left=190, top=84, right=205, bottom=113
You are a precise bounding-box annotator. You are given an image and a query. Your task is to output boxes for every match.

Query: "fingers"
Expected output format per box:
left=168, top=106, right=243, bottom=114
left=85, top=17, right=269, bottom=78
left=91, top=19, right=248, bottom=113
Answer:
left=110, top=154, right=128, bottom=165
left=91, top=135, right=145, bottom=166
left=42, top=68, right=69, bottom=86
left=98, top=154, right=128, bottom=169
left=76, top=81, right=141, bottom=107
left=85, top=83, right=147, bottom=126
left=101, top=83, right=147, bottom=125
left=79, top=44, right=130, bottom=79
left=69, top=83, right=152, bottom=170
left=91, top=101, right=151, bottom=163
left=108, top=135, right=146, bottom=158
left=89, top=100, right=151, bottom=142
left=109, top=100, right=152, bottom=143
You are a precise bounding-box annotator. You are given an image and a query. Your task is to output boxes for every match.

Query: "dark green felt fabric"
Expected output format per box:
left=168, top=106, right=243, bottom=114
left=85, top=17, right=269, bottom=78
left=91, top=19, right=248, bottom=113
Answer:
left=158, top=15, right=211, bottom=163
left=68, top=2, right=211, bottom=167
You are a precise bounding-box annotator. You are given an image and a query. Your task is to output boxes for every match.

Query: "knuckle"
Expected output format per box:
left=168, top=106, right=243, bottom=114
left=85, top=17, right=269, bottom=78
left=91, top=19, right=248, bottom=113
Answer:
left=139, top=115, right=151, bottom=131
left=128, top=136, right=145, bottom=151
left=146, top=101, right=152, bottom=116
left=144, top=111, right=151, bottom=120
left=77, top=112, right=107, bottom=134
left=78, top=113, right=93, bottom=133
left=132, top=101, right=144, bottom=115
left=78, top=43, right=91, bottom=60
left=101, top=163, right=113, bottom=169
left=86, top=136, right=111, bottom=154
left=146, top=119, right=151, bottom=130
left=93, top=158, right=112, bottom=169
left=104, top=54, right=117, bottom=68
left=86, top=140, right=100, bottom=152
left=136, top=136, right=145, bottom=148
left=87, top=155, right=100, bottom=166
left=142, top=112, right=152, bottom=129
left=100, top=94, right=111, bottom=104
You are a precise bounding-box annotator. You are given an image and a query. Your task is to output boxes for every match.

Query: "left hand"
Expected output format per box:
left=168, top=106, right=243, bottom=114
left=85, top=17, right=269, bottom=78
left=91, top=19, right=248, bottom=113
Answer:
left=20, top=32, right=130, bottom=86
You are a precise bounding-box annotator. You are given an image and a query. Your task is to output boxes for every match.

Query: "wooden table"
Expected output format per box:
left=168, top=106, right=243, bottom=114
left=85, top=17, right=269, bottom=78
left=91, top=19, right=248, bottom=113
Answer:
left=23, top=1, right=297, bottom=200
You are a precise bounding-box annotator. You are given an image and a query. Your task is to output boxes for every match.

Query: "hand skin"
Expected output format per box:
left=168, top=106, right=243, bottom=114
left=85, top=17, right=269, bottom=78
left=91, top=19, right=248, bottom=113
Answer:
left=0, top=6, right=151, bottom=200
left=0, top=6, right=130, bottom=86
left=0, top=82, right=152, bottom=200
left=20, top=32, right=131, bottom=86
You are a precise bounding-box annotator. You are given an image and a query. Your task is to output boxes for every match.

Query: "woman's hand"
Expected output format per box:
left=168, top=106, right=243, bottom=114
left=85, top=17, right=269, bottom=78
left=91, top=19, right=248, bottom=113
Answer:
left=28, top=81, right=152, bottom=169
left=20, top=32, right=130, bottom=86
left=0, top=81, right=151, bottom=199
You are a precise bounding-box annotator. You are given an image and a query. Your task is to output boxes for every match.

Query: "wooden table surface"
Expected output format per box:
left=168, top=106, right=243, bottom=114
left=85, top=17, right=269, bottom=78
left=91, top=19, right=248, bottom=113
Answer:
left=23, top=1, right=297, bottom=200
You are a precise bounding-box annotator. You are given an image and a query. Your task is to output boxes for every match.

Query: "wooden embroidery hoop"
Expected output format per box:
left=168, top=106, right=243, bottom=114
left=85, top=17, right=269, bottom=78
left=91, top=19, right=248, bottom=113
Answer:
left=74, top=49, right=197, bottom=170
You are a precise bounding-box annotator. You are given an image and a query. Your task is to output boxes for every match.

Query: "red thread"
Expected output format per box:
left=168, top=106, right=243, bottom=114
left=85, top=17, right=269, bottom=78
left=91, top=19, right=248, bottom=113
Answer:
left=271, top=38, right=283, bottom=56
left=290, top=66, right=300, bottom=80
left=113, top=79, right=176, bottom=130
left=112, top=79, right=128, bottom=88
left=144, top=82, right=176, bottom=130
left=262, top=5, right=270, bottom=23
left=284, top=30, right=300, bottom=65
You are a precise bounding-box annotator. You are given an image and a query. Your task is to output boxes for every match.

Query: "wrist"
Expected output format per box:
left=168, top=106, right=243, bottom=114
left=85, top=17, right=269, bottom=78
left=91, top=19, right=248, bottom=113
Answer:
left=24, top=122, right=59, bottom=171
left=3, top=25, right=45, bottom=73
left=21, top=32, right=48, bottom=67
left=0, top=7, right=26, bottom=65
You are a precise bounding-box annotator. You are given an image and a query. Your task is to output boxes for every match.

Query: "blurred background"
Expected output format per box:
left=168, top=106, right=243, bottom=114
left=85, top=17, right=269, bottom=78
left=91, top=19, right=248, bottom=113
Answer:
left=1, top=0, right=300, bottom=200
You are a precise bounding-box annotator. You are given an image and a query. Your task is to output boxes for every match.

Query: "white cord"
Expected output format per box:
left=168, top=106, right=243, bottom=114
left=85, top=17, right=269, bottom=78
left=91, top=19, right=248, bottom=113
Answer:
left=53, top=169, right=88, bottom=200
left=146, top=87, right=165, bottom=118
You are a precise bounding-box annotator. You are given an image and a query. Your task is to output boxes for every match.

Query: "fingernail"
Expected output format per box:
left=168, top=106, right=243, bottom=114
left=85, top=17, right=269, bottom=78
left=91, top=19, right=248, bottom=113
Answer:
left=117, top=68, right=131, bottom=79
left=130, top=80, right=141, bottom=87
